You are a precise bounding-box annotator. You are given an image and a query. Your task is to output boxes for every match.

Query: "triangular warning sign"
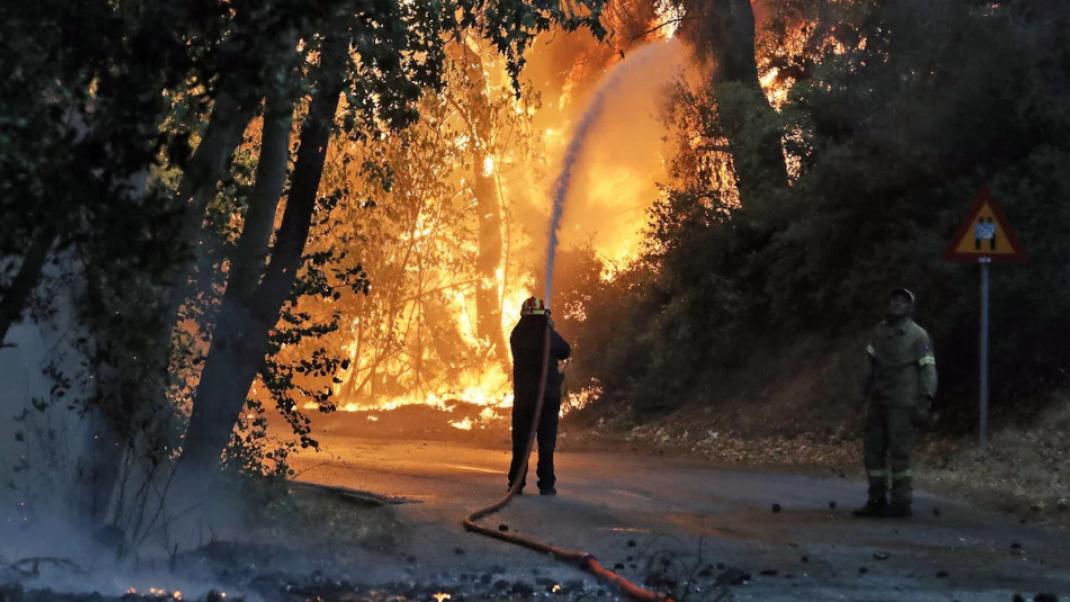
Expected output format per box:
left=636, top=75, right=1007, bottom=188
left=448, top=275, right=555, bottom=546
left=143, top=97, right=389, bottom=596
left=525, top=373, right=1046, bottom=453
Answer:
left=944, top=187, right=1026, bottom=263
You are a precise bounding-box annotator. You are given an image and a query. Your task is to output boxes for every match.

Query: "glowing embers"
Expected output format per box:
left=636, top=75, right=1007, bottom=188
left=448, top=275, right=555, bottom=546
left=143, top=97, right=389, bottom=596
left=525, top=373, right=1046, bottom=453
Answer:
left=325, top=358, right=515, bottom=435
left=126, top=587, right=184, bottom=599
left=452, top=407, right=493, bottom=430
left=371, top=376, right=515, bottom=414
left=449, top=417, right=474, bottom=431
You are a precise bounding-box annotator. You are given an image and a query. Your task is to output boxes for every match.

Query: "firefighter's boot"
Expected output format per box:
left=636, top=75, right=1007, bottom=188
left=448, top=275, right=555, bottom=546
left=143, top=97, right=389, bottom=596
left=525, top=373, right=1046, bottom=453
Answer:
left=853, top=477, right=889, bottom=517
left=887, top=472, right=913, bottom=518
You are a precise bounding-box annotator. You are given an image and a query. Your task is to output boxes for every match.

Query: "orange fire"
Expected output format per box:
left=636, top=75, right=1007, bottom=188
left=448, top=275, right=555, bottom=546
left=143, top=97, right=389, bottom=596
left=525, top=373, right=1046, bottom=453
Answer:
left=281, top=5, right=801, bottom=433
left=299, top=32, right=685, bottom=429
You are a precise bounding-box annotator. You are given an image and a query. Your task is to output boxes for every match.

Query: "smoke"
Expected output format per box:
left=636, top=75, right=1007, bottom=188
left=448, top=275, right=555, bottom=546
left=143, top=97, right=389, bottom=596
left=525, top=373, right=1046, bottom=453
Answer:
left=1, top=252, right=89, bottom=522
left=0, top=253, right=253, bottom=600
left=543, top=40, right=686, bottom=304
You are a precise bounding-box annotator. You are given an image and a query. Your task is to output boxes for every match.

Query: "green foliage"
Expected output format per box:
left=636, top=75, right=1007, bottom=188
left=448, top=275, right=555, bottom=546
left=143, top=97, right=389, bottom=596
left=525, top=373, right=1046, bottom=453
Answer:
left=210, top=0, right=607, bottom=472
left=0, top=0, right=321, bottom=495
left=0, top=1, right=616, bottom=562
left=571, top=0, right=1070, bottom=421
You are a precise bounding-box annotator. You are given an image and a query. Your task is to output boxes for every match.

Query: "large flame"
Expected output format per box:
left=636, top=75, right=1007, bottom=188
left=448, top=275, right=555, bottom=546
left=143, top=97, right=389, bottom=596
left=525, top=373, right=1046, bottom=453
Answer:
left=301, top=4, right=802, bottom=432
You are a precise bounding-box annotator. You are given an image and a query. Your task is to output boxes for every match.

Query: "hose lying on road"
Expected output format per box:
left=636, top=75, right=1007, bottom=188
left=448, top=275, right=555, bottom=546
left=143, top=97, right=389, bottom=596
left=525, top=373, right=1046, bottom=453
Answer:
left=462, top=323, right=673, bottom=602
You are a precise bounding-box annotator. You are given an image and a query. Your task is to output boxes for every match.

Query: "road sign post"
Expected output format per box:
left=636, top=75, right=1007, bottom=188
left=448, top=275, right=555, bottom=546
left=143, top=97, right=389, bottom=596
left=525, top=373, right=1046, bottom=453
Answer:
left=945, top=188, right=1025, bottom=448
left=979, top=257, right=989, bottom=447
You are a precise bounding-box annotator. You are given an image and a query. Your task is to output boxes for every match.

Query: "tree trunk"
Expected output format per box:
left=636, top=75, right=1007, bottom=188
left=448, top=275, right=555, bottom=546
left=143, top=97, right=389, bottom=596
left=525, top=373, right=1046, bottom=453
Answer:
left=0, top=224, right=56, bottom=346
left=75, top=249, right=137, bottom=533
left=462, top=45, right=509, bottom=370
left=173, top=92, right=257, bottom=242
left=169, top=93, right=293, bottom=477
left=473, top=152, right=509, bottom=367
left=76, top=407, right=125, bottom=527
left=229, top=92, right=294, bottom=296
left=158, top=90, right=256, bottom=349
left=176, top=37, right=346, bottom=479
left=145, top=91, right=256, bottom=422
left=687, top=0, right=786, bottom=202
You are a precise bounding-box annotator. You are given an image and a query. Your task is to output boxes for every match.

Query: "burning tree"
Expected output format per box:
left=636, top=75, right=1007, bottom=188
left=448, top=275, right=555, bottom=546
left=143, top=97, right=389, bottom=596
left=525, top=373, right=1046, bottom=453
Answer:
left=568, top=0, right=1070, bottom=421
left=1, top=0, right=608, bottom=540
left=315, top=40, right=547, bottom=413
left=168, top=2, right=608, bottom=483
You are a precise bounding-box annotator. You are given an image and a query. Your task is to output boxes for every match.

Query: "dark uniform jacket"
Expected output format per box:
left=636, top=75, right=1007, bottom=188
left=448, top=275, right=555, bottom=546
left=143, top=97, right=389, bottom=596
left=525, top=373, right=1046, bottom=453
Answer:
left=864, top=318, right=938, bottom=408
left=509, top=315, right=571, bottom=405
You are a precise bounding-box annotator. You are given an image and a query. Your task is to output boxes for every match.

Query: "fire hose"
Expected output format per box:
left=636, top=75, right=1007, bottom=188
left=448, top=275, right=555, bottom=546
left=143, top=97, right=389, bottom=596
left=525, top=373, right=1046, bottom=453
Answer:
left=462, top=322, right=674, bottom=602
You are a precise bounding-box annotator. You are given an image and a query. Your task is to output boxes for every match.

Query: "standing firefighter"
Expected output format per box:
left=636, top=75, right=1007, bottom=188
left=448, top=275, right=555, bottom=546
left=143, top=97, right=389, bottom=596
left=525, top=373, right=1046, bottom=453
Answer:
left=508, top=297, right=571, bottom=495
left=854, top=288, right=938, bottom=518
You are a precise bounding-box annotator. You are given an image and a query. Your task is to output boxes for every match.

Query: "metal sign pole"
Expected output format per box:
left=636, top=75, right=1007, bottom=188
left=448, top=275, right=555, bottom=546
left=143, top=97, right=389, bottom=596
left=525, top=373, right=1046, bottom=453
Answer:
left=979, top=257, right=991, bottom=448
left=945, top=188, right=1025, bottom=447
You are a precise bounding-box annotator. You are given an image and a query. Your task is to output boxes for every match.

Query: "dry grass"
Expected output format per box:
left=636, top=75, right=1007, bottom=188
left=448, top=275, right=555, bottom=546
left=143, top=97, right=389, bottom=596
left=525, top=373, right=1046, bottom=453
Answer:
left=919, top=395, right=1070, bottom=520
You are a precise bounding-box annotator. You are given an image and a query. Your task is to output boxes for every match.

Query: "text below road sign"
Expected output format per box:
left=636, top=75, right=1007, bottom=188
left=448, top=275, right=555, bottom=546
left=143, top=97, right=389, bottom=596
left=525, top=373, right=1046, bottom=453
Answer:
left=944, top=187, right=1026, bottom=262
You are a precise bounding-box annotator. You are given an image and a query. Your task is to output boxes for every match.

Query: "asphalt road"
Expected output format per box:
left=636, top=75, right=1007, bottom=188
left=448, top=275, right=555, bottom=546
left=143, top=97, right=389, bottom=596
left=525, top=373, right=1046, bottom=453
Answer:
left=291, top=434, right=1070, bottom=601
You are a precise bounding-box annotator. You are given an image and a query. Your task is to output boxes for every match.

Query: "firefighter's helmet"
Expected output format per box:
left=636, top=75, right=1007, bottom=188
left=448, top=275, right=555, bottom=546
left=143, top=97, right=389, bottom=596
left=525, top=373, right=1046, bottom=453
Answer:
left=890, top=287, right=916, bottom=305
left=521, top=297, right=548, bottom=316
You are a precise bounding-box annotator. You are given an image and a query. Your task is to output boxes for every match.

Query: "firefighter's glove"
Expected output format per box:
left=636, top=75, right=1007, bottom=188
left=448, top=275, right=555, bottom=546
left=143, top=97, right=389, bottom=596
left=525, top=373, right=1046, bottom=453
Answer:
left=912, top=396, right=935, bottom=428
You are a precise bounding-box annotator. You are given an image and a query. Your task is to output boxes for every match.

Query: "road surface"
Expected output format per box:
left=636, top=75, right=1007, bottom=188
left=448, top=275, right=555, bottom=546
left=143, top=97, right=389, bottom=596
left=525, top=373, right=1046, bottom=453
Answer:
left=291, top=434, right=1070, bottom=601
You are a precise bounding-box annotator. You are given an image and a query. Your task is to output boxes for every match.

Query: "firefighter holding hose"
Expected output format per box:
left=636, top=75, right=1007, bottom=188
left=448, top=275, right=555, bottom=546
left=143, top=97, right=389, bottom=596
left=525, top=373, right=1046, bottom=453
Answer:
left=508, top=297, right=571, bottom=495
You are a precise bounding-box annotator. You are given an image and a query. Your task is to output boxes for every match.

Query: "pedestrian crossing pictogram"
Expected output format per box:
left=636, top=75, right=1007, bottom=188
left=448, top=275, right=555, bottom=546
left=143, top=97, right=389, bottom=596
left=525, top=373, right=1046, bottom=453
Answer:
left=944, top=187, right=1025, bottom=262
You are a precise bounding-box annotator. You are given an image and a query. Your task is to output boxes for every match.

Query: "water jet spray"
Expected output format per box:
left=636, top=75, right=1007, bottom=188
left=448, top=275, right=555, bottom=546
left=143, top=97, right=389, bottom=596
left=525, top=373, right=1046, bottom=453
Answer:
left=544, top=41, right=676, bottom=306
left=465, top=42, right=679, bottom=601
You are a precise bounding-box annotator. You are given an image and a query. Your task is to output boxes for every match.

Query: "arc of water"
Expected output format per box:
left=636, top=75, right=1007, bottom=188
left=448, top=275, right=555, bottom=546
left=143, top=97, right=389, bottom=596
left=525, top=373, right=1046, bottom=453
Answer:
left=543, top=42, right=670, bottom=306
